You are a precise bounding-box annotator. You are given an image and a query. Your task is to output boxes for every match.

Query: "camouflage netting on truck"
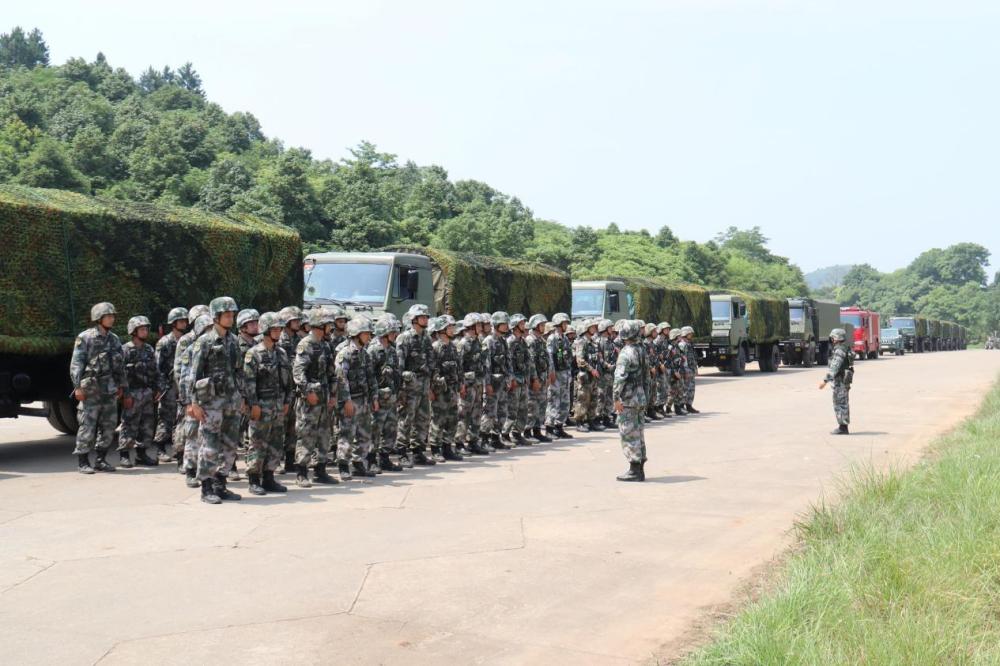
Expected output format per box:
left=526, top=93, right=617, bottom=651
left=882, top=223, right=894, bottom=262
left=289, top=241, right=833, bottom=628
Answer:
left=383, top=245, right=571, bottom=317
left=606, top=277, right=711, bottom=337
left=0, top=185, right=303, bottom=355
left=928, top=319, right=942, bottom=339
left=914, top=315, right=929, bottom=338
left=715, top=290, right=790, bottom=342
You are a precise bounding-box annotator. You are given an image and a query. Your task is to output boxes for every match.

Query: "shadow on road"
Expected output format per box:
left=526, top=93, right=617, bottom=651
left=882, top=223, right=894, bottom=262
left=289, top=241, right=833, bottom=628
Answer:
left=644, top=475, right=707, bottom=484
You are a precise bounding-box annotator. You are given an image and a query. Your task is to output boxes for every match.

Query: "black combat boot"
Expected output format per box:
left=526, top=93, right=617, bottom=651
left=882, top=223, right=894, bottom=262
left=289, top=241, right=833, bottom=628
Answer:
left=247, top=472, right=266, bottom=496
left=522, top=427, right=535, bottom=441
left=352, top=460, right=376, bottom=477
left=555, top=424, right=573, bottom=439
left=601, top=416, right=613, bottom=428
left=576, top=420, right=592, bottom=433
left=379, top=451, right=403, bottom=471
left=674, top=404, right=686, bottom=416
left=201, top=478, right=222, bottom=504
left=469, top=439, right=490, bottom=455
left=533, top=427, right=553, bottom=443
left=175, top=451, right=185, bottom=471
left=262, top=471, right=287, bottom=493
left=660, top=405, right=672, bottom=418
left=589, top=419, right=606, bottom=431
left=685, top=404, right=700, bottom=414
left=94, top=449, right=116, bottom=472
left=645, top=407, right=659, bottom=421
left=367, top=451, right=382, bottom=475
left=430, top=446, right=447, bottom=463
left=118, top=449, right=134, bottom=469
left=135, top=447, right=159, bottom=466
left=492, top=433, right=511, bottom=450
left=281, top=450, right=296, bottom=475
left=638, top=460, right=646, bottom=482
left=832, top=424, right=849, bottom=435
left=616, top=461, right=643, bottom=482
left=413, top=449, right=437, bottom=466
left=482, top=434, right=496, bottom=452
left=443, top=444, right=464, bottom=461
left=227, top=462, right=242, bottom=481
left=565, top=417, right=576, bottom=427
left=185, top=467, right=199, bottom=488
left=544, top=425, right=558, bottom=440
left=156, top=442, right=173, bottom=463
left=337, top=461, right=353, bottom=481
left=500, top=431, right=512, bottom=444
left=78, top=453, right=95, bottom=474
left=512, top=431, right=530, bottom=447
left=398, top=450, right=415, bottom=468
left=213, top=474, right=242, bottom=501
left=296, top=465, right=312, bottom=488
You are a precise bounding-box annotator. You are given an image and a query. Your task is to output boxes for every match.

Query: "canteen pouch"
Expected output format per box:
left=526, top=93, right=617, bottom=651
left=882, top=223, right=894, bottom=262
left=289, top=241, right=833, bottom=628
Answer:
left=194, top=377, right=215, bottom=402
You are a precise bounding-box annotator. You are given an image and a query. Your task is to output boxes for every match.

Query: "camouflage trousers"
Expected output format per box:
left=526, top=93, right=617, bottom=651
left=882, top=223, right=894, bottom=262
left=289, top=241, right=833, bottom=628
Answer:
left=283, top=395, right=297, bottom=456
left=618, top=406, right=646, bottom=463
left=684, top=372, right=696, bottom=405
left=480, top=378, right=504, bottom=436
left=496, top=382, right=509, bottom=429
left=655, top=372, right=668, bottom=406
left=457, top=382, right=483, bottom=444
left=398, top=375, right=431, bottom=452
left=546, top=370, right=572, bottom=426
left=195, top=393, right=241, bottom=481
left=667, top=374, right=684, bottom=408
left=73, top=393, right=118, bottom=455
left=175, top=408, right=200, bottom=471
left=153, top=385, right=177, bottom=448
left=295, top=397, right=330, bottom=468
left=832, top=380, right=850, bottom=426
left=430, top=388, right=459, bottom=447
left=338, top=399, right=373, bottom=464
left=573, top=373, right=598, bottom=423
left=599, top=374, right=613, bottom=418
left=118, top=387, right=154, bottom=451
left=502, top=382, right=528, bottom=434
left=327, top=403, right=341, bottom=464
left=246, top=399, right=284, bottom=475
left=527, top=385, right=548, bottom=429
left=372, top=388, right=398, bottom=455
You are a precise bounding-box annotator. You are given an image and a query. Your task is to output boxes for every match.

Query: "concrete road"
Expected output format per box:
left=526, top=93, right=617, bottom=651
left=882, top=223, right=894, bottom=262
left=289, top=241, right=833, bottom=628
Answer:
left=2, top=351, right=998, bottom=665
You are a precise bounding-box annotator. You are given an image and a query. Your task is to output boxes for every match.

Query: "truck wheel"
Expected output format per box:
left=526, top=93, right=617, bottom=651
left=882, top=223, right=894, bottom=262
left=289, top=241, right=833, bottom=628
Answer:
left=802, top=343, right=815, bottom=368
left=44, top=400, right=78, bottom=435
left=816, top=344, right=829, bottom=365
left=770, top=345, right=781, bottom=372
left=730, top=347, right=747, bottom=376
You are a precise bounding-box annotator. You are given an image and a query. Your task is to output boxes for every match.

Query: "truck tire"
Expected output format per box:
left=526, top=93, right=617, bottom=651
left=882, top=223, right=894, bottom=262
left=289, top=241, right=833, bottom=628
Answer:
left=816, top=343, right=829, bottom=365
left=802, top=343, right=815, bottom=368
left=730, top=347, right=747, bottom=376
left=759, top=344, right=779, bottom=372
left=44, top=400, right=78, bottom=435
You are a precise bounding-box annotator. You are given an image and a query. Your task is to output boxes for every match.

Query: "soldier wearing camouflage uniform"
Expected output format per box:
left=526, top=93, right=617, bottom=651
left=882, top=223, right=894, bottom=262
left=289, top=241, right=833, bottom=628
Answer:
left=243, top=312, right=292, bottom=496
left=477, top=314, right=494, bottom=451
left=545, top=313, right=574, bottom=440
left=481, top=311, right=513, bottom=450
left=70, top=302, right=126, bottom=474
left=326, top=306, right=349, bottom=463
left=455, top=314, right=487, bottom=455
left=680, top=326, right=700, bottom=413
left=502, top=314, right=533, bottom=446
left=525, top=315, right=553, bottom=443
left=292, top=308, right=339, bottom=487
left=174, top=312, right=212, bottom=487
left=153, top=307, right=188, bottom=462
left=277, top=306, right=304, bottom=473
left=651, top=323, right=671, bottom=418
left=428, top=316, right=465, bottom=461
left=396, top=304, right=436, bottom=466
left=573, top=320, right=604, bottom=432
left=596, top=319, right=617, bottom=428
left=335, top=317, right=380, bottom=480
left=667, top=329, right=688, bottom=416
left=367, top=314, right=403, bottom=472
left=820, top=328, right=854, bottom=435
left=613, top=321, right=648, bottom=482
left=118, top=316, right=159, bottom=468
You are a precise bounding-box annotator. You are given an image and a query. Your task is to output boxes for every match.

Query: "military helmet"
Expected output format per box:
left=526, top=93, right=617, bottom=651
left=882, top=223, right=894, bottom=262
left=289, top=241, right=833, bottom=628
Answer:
left=329, top=305, right=347, bottom=322
left=427, top=317, right=444, bottom=334
left=463, top=313, right=479, bottom=329
left=528, top=314, right=548, bottom=330
left=492, top=311, right=510, bottom=327
left=346, top=316, right=372, bottom=337
left=453, top=316, right=467, bottom=334
left=90, top=302, right=116, bottom=322
left=543, top=322, right=555, bottom=335
left=402, top=312, right=414, bottom=329
left=188, top=304, right=210, bottom=320
left=552, top=312, right=570, bottom=325
left=308, top=308, right=331, bottom=328
left=407, top=304, right=430, bottom=319
left=209, top=296, right=239, bottom=318
left=378, top=314, right=401, bottom=334
left=597, top=319, right=612, bottom=333
left=372, top=319, right=389, bottom=337
left=236, top=308, right=260, bottom=329
left=643, top=323, right=657, bottom=336
left=830, top=328, right=847, bottom=342
left=439, top=314, right=456, bottom=328
left=167, top=307, right=189, bottom=325
left=619, top=320, right=640, bottom=340
left=127, top=315, right=150, bottom=335
left=681, top=325, right=695, bottom=337
left=259, top=312, right=282, bottom=332
left=279, top=306, right=302, bottom=324
left=193, top=314, right=213, bottom=336
left=656, top=322, right=670, bottom=334
left=510, top=314, right=526, bottom=329
left=669, top=328, right=683, bottom=341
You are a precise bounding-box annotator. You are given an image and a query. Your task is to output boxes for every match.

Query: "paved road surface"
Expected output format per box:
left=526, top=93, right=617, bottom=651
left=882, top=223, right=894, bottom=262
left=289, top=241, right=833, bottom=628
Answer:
left=1, top=350, right=998, bottom=665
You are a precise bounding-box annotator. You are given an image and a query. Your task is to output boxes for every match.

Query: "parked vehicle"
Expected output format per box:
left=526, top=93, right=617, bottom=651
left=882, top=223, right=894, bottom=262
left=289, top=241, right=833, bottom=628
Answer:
left=779, top=298, right=841, bottom=366
left=840, top=307, right=881, bottom=359
left=889, top=315, right=929, bottom=352
left=571, top=277, right=711, bottom=338
left=880, top=328, right=905, bottom=355
left=697, top=292, right=789, bottom=375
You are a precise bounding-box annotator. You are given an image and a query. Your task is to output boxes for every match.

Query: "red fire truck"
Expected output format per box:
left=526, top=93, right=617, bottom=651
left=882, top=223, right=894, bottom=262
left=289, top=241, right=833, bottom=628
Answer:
left=839, top=306, right=881, bottom=359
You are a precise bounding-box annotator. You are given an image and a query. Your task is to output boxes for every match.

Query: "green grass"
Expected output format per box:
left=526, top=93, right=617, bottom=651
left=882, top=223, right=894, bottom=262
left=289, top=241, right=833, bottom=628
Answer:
left=684, top=377, right=1000, bottom=665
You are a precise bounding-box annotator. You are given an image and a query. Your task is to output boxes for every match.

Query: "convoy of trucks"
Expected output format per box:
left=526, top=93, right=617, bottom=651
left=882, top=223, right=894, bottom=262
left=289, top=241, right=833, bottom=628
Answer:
left=696, top=292, right=789, bottom=375
left=779, top=298, right=841, bottom=366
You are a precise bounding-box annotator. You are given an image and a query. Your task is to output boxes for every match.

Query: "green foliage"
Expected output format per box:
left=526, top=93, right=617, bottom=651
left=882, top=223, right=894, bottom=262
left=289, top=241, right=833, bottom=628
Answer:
left=717, top=289, right=791, bottom=342
left=0, top=26, right=48, bottom=68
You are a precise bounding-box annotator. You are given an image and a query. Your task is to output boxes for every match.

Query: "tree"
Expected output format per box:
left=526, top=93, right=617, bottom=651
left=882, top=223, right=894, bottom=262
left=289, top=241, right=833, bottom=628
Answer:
left=655, top=225, right=678, bottom=248
left=13, top=138, right=89, bottom=192
left=715, top=226, right=775, bottom=264
left=198, top=158, right=253, bottom=212
left=176, top=62, right=204, bottom=96
left=0, top=27, right=49, bottom=68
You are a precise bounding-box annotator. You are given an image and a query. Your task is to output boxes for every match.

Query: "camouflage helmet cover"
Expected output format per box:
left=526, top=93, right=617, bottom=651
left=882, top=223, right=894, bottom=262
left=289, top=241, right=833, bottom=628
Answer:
left=188, top=304, right=210, bottom=320
left=192, top=314, right=213, bottom=337
left=509, top=314, right=526, bottom=329
left=236, top=308, right=260, bottom=329
left=619, top=320, right=641, bottom=340
left=830, top=328, right=847, bottom=341
left=329, top=305, right=347, bottom=321
left=552, top=312, right=570, bottom=325
left=407, top=304, right=430, bottom=318
left=127, top=315, right=150, bottom=335
left=492, top=311, right=510, bottom=327
left=681, top=325, right=695, bottom=337
left=528, top=314, right=547, bottom=330
left=463, top=313, right=479, bottom=329
left=209, top=296, right=239, bottom=318
left=346, top=316, right=373, bottom=337
left=90, top=302, right=116, bottom=322
left=259, top=312, right=282, bottom=331
left=597, top=319, right=612, bottom=333
left=278, top=306, right=302, bottom=323
left=167, top=307, right=189, bottom=325
left=669, top=328, right=683, bottom=341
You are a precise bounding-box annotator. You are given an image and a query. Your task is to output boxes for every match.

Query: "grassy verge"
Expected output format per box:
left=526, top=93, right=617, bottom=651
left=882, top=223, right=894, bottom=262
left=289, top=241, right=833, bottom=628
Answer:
left=684, top=376, right=1000, bottom=665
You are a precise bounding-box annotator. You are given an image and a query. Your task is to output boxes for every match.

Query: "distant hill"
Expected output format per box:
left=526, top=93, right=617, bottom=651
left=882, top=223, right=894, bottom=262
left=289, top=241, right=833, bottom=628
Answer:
left=805, top=264, right=854, bottom=291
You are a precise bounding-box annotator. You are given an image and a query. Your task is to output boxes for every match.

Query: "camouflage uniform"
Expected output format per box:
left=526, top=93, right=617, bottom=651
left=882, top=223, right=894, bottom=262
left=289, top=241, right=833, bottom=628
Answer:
left=502, top=320, right=533, bottom=439
left=667, top=330, right=688, bottom=412
left=572, top=326, right=600, bottom=426
left=525, top=319, right=551, bottom=433
left=70, top=321, right=125, bottom=457
left=429, top=319, right=462, bottom=456
left=653, top=327, right=670, bottom=409
left=152, top=309, right=186, bottom=456
left=546, top=316, right=573, bottom=428
left=293, top=331, right=333, bottom=471
left=367, top=323, right=400, bottom=464
left=455, top=316, right=484, bottom=447
left=614, top=340, right=647, bottom=463
left=118, top=334, right=157, bottom=460
left=825, top=341, right=854, bottom=426
left=680, top=329, right=699, bottom=407
left=481, top=315, right=512, bottom=440
left=187, top=320, right=242, bottom=483
left=597, top=323, right=617, bottom=421
left=243, top=337, right=292, bottom=477
left=335, top=330, right=378, bottom=471
left=396, top=308, right=433, bottom=458
left=173, top=327, right=202, bottom=471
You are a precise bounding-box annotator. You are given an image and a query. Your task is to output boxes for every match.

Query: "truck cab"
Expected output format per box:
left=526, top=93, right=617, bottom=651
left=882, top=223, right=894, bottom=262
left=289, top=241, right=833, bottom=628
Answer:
left=705, top=294, right=750, bottom=374
left=303, top=252, right=434, bottom=318
left=840, top=307, right=880, bottom=359
left=571, top=280, right=628, bottom=322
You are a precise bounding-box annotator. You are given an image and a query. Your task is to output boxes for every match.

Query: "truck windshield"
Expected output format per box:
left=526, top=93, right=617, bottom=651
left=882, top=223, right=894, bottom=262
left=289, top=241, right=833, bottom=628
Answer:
left=881, top=329, right=898, bottom=339
left=841, top=314, right=863, bottom=327
left=789, top=306, right=805, bottom=326
left=891, top=317, right=915, bottom=330
left=572, top=289, right=605, bottom=317
left=711, top=301, right=731, bottom=327
left=303, top=263, right=390, bottom=305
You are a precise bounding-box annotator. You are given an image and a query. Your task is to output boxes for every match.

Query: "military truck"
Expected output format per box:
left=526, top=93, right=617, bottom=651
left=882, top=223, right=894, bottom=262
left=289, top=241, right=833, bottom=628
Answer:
left=779, top=297, right=841, bottom=366
left=571, top=280, right=629, bottom=322
left=304, top=246, right=571, bottom=319
left=0, top=185, right=303, bottom=432
left=927, top=318, right=943, bottom=351
left=698, top=292, right=789, bottom=375
left=570, top=277, right=711, bottom=338
left=880, top=328, right=905, bottom=355
left=888, top=315, right=929, bottom=352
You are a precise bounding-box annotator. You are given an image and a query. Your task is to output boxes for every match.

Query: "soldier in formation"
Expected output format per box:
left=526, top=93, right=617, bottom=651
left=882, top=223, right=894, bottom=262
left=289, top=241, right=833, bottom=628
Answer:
left=118, top=315, right=158, bottom=467
left=242, top=312, right=291, bottom=495
left=819, top=327, right=853, bottom=435
left=544, top=313, right=574, bottom=440
left=334, top=317, right=379, bottom=480
left=613, top=320, right=648, bottom=482
left=153, top=307, right=188, bottom=462
left=368, top=315, right=403, bottom=472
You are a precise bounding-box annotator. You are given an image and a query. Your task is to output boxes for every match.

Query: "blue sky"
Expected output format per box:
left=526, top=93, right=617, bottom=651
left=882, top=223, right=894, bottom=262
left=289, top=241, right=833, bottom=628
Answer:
left=8, top=1, right=999, bottom=277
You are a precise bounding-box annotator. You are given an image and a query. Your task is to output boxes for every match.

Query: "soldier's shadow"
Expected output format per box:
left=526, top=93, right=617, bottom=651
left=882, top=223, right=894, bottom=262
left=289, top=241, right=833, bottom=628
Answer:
left=643, top=475, right=707, bottom=484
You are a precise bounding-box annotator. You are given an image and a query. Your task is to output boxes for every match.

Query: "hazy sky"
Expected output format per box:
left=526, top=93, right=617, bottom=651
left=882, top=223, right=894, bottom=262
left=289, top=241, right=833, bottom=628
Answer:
left=8, top=1, right=999, bottom=276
